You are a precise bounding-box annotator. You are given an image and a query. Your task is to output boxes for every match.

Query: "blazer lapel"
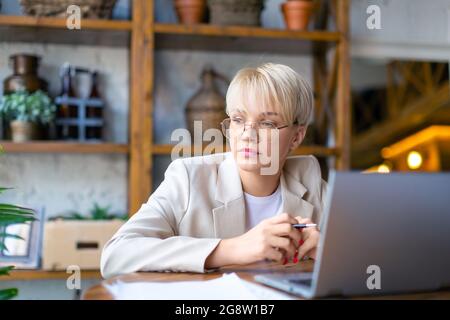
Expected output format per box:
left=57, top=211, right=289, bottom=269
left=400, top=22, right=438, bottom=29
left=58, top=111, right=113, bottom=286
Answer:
left=279, top=168, right=314, bottom=220
left=212, top=153, right=246, bottom=239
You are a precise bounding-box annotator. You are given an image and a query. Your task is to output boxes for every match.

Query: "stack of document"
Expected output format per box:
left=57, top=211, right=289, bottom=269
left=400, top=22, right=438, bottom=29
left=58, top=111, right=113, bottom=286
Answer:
left=106, top=272, right=294, bottom=300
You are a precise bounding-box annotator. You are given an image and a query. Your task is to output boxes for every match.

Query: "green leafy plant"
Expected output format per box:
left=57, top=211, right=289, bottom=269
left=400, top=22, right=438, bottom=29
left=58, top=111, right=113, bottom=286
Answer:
left=0, top=90, right=56, bottom=124
left=0, top=266, right=17, bottom=300
left=50, top=202, right=128, bottom=221
left=0, top=191, right=36, bottom=300
left=0, top=145, right=36, bottom=300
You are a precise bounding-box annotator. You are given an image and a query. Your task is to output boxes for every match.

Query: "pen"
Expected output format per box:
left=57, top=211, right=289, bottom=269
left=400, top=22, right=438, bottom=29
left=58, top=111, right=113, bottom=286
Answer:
left=292, top=223, right=317, bottom=229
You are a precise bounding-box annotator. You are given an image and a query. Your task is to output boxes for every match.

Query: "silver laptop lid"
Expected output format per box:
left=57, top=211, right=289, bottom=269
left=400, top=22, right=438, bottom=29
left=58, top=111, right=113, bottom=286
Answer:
left=312, top=171, right=450, bottom=298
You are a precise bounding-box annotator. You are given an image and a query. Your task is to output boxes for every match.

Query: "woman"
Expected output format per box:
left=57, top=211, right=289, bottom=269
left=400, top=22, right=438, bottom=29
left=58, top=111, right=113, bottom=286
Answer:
left=101, top=63, right=327, bottom=278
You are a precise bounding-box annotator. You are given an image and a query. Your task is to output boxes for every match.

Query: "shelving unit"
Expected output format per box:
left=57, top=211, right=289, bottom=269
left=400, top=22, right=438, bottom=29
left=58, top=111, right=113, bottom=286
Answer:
left=0, top=0, right=350, bottom=279
left=0, top=0, right=350, bottom=213
left=150, top=0, right=349, bottom=210
left=0, top=5, right=138, bottom=281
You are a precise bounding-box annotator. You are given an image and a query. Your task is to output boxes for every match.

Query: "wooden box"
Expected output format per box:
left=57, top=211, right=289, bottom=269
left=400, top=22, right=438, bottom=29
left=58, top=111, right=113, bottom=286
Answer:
left=42, top=220, right=124, bottom=271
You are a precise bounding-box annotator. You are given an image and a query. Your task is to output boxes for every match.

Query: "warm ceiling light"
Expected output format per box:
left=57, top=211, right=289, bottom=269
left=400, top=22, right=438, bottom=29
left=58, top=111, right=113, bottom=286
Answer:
left=407, top=151, right=423, bottom=170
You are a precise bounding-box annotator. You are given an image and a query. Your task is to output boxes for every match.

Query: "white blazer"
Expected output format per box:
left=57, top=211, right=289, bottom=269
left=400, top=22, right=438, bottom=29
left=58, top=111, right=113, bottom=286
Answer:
left=101, top=152, right=328, bottom=278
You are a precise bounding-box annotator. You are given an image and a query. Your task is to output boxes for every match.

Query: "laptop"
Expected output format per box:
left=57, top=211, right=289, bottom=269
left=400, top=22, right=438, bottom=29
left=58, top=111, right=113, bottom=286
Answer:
left=255, top=172, right=450, bottom=298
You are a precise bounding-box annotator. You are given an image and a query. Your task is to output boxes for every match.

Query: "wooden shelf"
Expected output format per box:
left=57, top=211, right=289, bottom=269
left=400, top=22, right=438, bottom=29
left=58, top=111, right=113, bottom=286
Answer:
left=0, top=17, right=339, bottom=51
left=153, top=144, right=339, bottom=157
left=0, top=141, right=129, bottom=154
left=155, top=23, right=340, bottom=41
left=0, top=269, right=102, bottom=281
left=0, top=15, right=132, bottom=30
left=154, top=23, right=340, bottom=54
left=0, top=15, right=132, bottom=46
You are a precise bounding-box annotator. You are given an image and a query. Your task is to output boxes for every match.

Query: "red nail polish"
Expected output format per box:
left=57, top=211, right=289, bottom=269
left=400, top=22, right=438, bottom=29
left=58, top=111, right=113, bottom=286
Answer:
left=298, top=240, right=304, bottom=246
left=283, top=257, right=288, bottom=265
left=293, top=257, right=298, bottom=263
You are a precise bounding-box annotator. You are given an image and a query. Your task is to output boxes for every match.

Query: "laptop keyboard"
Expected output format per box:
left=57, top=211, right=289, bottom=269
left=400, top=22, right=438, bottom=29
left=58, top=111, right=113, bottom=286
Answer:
left=288, top=278, right=313, bottom=287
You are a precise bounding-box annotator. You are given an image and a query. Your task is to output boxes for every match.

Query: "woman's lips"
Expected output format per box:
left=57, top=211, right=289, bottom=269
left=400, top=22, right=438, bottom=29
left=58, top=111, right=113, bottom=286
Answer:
left=240, top=147, right=259, bottom=156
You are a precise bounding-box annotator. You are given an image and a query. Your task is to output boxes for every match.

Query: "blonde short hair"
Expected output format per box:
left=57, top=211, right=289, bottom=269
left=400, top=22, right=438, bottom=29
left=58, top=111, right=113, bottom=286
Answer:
left=226, top=63, right=313, bottom=127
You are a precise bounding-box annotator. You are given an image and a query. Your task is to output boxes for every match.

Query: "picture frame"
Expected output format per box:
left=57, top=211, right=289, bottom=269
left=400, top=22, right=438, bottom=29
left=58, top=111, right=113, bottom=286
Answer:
left=0, top=207, right=45, bottom=269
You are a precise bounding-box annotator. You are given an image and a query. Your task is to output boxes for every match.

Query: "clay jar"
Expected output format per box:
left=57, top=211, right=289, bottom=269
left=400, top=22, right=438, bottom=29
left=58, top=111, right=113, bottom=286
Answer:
left=174, top=0, right=207, bottom=24
left=281, top=0, right=315, bottom=31
left=185, top=67, right=228, bottom=141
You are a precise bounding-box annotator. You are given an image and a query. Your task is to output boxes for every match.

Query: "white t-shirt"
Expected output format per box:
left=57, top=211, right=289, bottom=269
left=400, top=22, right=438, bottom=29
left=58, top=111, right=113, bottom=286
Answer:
left=244, top=184, right=283, bottom=231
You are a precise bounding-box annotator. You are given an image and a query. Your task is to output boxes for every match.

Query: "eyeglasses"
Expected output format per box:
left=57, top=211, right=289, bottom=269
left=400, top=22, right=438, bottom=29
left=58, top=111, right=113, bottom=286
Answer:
left=220, top=117, right=298, bottom=139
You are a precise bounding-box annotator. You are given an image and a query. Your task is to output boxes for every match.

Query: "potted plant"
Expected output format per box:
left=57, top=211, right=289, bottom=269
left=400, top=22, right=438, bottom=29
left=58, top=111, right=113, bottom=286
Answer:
left=0, top=145, right=36, bottom=300
left=50, top=202, right=128, bottom=221
left=281, top=0, right=315, bottom=31
left=0, top=90, right=56, bottom=142
left=173, top=0, right=207, bottom=24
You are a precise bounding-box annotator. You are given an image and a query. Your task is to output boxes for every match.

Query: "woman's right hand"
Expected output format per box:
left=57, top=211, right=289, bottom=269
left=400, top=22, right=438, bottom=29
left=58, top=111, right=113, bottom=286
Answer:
left=227, top=213, right=302, bottom=265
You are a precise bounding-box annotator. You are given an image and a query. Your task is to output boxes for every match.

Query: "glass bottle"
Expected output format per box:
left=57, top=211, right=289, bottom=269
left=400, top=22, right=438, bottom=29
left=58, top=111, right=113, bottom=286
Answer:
left=86, top=71, right=102, bottom=140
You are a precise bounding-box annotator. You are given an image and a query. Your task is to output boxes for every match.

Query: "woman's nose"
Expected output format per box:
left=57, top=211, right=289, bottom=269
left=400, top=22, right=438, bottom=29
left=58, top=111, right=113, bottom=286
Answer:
left=240, top=123, right=258, bottom=141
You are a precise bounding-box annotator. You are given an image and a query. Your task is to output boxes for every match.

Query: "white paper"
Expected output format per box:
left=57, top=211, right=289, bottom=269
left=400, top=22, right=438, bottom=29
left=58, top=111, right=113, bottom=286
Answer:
left=106, top=272, right=294, bottom=300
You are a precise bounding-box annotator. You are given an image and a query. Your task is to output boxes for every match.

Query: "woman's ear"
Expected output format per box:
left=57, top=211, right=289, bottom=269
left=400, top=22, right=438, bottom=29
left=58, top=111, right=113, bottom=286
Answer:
left=290, top=126, right=307, bottom=151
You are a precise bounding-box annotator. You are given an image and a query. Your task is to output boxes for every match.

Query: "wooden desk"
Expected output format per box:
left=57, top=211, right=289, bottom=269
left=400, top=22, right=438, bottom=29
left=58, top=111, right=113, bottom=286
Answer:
left=83, top=260, right=450, bottom=300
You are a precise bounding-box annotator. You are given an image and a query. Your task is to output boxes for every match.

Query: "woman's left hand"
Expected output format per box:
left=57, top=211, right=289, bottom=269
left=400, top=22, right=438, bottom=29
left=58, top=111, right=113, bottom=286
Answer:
left=295, top=217, right=320, bottom=260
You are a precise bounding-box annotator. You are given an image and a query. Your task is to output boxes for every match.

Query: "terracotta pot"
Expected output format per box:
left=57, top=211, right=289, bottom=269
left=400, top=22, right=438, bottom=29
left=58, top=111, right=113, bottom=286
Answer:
left=10, top=120, right=39, bottom=142
left=281, top=0, right=315, bottom=31
left=174, top=0, right=206, bottom=24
